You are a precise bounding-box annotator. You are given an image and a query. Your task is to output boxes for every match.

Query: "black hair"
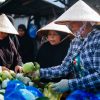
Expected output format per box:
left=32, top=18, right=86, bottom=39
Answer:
left=55, top=31, right=67, bottom=40
left=18, top=24, right=27, bottom=33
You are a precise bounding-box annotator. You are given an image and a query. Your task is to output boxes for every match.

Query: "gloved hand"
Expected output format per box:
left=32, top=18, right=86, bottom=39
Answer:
left=51, top=79, right=69, bottom=93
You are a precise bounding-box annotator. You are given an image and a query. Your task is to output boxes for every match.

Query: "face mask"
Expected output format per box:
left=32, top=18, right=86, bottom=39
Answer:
left=76, top=22, right=87, bottom=36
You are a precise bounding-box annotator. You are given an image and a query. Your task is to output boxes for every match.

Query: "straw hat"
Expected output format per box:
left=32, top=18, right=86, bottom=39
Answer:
left=55, top=0, right=100, bottom=24
left=37, top=21, right=74, bottom=37
left=0, top=14, right=18, bottom=35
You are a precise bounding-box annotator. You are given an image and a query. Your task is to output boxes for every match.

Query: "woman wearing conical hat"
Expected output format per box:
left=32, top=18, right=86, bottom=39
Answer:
left=35, top=21, right=74, bottom=83
left=22, top=0, right=100, bottom=98
left=0, top=14, right=22, bottom=72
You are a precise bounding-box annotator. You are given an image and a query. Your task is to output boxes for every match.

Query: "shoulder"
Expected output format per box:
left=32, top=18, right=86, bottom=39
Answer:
left=70, top=37, right=79, bottom=45
left=9, top=37, right=15, bottom=45
left=91, top=29, right=100, bottom=42
left=9, top=37, right=17, bottom=50
left=89, top=29, right=100, bottom=49
left=38, top=42, right=50, bottom=51
left=40, top=42, right=50, bottom=48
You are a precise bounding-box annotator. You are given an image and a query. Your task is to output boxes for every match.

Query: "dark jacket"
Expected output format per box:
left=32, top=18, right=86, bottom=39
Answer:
left=36, top=36, right=73, bottom=82
left=0, top=36, right=22, bottom=70
left=18, top=35, right=35, bottom=63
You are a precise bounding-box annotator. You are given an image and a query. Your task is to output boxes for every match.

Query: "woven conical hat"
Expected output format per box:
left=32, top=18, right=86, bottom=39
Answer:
left=37, top=21, right=74, bottom=37
left=55, top=0, right=100, bottom=24
left=0, top=14, right=18, bottom=34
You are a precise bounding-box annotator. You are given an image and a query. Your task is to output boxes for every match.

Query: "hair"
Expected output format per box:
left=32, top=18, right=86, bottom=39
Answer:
left=18, top=24, right=27, bottom=33
left=54, top=31, right=67, bottom=40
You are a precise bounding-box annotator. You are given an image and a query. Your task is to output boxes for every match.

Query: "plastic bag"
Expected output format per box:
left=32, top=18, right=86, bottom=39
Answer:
left=28, top=24, right=37, bottom=38
left=4, top=80, right=44, bottom=100
left=66, top=90, right=99, bottom=100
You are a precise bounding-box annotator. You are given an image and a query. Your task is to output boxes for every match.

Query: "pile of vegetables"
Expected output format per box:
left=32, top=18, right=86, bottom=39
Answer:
left=0, top=62, right=62, bottom=100
left=0, top=69, right=16, bottom=100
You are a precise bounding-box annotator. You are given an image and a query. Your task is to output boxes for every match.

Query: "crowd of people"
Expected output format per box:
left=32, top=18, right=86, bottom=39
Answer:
left=0, top=0, right=100, bottom=99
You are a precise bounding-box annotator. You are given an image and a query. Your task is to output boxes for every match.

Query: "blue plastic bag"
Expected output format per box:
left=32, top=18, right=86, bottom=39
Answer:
left=4, top=80, right=44, bottom=100
left=66, top=90, right=99, bottom=100
left=28, top=24, right=37, bottom=38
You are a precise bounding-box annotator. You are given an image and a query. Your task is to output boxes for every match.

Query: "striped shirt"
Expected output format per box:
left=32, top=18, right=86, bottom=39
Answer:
left=40, top=29, right=100, bottom=92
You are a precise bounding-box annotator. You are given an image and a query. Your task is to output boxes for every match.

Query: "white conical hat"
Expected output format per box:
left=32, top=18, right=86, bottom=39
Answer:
left=37, top=21, right=74, bottom=37
left=0, top=14, right=18, bottom=35
left=55, top=0, right=100, bottom=24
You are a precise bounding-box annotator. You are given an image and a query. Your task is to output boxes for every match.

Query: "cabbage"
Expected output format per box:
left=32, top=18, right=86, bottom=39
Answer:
left=1, top=71, right=12, bottom=81
left=2, top=78, right=10, bottom=88
left=22, top=62, right=36, bottom=73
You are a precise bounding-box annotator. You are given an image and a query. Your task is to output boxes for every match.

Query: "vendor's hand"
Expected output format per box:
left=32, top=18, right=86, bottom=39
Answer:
left=15, top=65, right=22, bottom=73
left=51, top=79, right=69, bottom=93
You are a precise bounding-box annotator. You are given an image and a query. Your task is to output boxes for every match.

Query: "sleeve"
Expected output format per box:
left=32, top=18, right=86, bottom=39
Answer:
left=40, top=41, right=74, bottom=79
left=68, top=34, right=100, bottom=91
left=11, top=39, right=23, bottom=66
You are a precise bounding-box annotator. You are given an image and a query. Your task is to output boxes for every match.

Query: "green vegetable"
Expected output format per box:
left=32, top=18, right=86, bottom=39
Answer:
left=29, top=82, right=34, bottom=86
left=0, top=77, right=2, bottom=83
left=33, top=62, right=40, bottom=70
left=22, top=62, right=36, bottom=73
left=23, top=77, right=31, bottom=85
left=2, top=78, right=10, bottom=89
left=10, top=70, right=16, bottom=78
left=43, top=83, right=62, bottom=100
left=1, top=71, right=13, bottom=81
left=16, top=73, right=24, bottom=82
left=0, top=89, right=5, bottom=95
left=31, top=70, right=40, bottom=81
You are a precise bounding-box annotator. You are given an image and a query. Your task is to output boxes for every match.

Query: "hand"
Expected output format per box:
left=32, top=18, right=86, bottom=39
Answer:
left=51, top=79, right=69, bottom=93
left=15, top=65, right=22, bottom=73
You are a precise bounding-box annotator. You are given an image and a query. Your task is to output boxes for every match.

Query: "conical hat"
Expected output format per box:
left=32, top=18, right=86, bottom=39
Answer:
left=37, top=21, right=74, bottom=37
left=55, top=0, right=100, bottom=24
left=0, top=14, right=18, bottom=35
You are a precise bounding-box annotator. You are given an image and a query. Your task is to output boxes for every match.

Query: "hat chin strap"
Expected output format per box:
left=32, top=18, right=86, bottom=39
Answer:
left=75, top=22, right=87, bottom=37
left=90, top=22, right=95, bottom=26
left=60, top=34, right=71, bottom=43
